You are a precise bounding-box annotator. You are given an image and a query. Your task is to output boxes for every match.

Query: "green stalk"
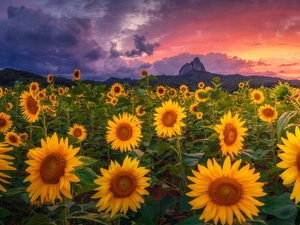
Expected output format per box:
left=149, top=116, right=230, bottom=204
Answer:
left=62, top=195, right=68, bottom=225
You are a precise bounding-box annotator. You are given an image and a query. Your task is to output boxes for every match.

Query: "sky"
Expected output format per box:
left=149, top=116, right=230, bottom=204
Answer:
left=0, top=0, right=300, bottom=81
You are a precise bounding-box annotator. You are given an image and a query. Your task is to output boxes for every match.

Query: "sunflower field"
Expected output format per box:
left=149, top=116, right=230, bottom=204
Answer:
left=1, top=70, right=300, bottom=225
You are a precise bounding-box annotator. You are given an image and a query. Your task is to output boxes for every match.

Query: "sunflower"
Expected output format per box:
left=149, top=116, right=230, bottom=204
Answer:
left=187, top=156, right=265, bottom=225
left=196, top=112, right=203, bottom=119
left=198, top=82, right=205, bottom=89
left=215, top=111, right=248, bottom=157
left=111, top=97, right=118, bottom=106
left=156, top=85, right=166, bottom=98
left=238, top=82, right=245, bottom=88
left=20, top=132, right=29, bottom=142
left=4, top=88, right=8, bottom=94
left=29, top=82, right=39, bottom=94
left=106, top=113, right=142, bottom=152
left=72, top=69, right=81, bottom=80
left=195, top=89, right=209, bottom=102
left=110, top=83, right=123, bottom=97
left=47, top=74, right=54, bottom=83
left=37, top=90, right=47, bottom=100
left=68, top=124, right=87, bottom=142
left=154, top=99, right=186, bottom=138
left=272, top=81, right=292, bottom=101
left=184, top=91, right=193, bottom=99
left=136, top=105, right=146, bottom=117
left=6, top=102, right=13, bottom=111
left=277, top=126, right=300, bottom=204
left=5, top=131, right=21, bottom=147
left=42, top=106, right=57, bottom=117
left=258, top=104, right=278, bottom=123
left=169, top=88, right=177, bottom=97
left=140, top=69, right=147, bottom=77
left=0, top=87, right=3, bottom=98
left=20, top=91, right=41, bottom=123
left=250, top=90, right=265, bottom=104
left=179, top=85, right=188, bottom=93
left=92, top=156, right=150, bottom=217
left=24, top=133, right=82, bottom=204
left=49, top=93, right=56, bottom=102
left=189, top=102, right=199, bottom=115
left=0, top=112, right=13, bottom=133
left=65, top=87, right=69, bottom=92
left=0, top=143, right=16, bottom=192
left=58, top=87, right=64, bottom=96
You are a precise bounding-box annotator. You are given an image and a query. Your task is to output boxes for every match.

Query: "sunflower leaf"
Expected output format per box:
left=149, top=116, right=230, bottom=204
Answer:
left=277, top=110, right=298, bottom=140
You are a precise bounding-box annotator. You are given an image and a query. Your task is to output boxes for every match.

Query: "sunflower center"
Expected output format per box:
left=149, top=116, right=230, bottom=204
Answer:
left=192, top=105, right=198, bottom=112
left=0, top=118, right=6, bottom=127
left=254, top=93, right=261, bottom=100
left=40, top=153, right=66, bottom=184
left=223, top=123, right=238, bottom=146
left=209, top=177, right=242, bottom=206
left=74, top=71, right=80, bottom=78
left=162, top=110, right=177, bottom=127
left=32, top=85, right=37, bottom=91
left=116, top=123, right=133, bottom=141
left=114, top=87, right=121, bottom=93
left=110, top=172, right=136, bottom=198
left=27, top=96, right=39, bottom=114
left=262, top=108, right=274, bottom=118
left=9, top=135, right=18, bottom=143
left=158, top=88, right=164, bottom=94
left=73, top=128, right=82, bottom=137
left=296, top=153, right=300, bottom=173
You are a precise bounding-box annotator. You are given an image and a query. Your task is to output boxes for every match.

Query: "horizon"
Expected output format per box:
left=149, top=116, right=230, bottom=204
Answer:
left=0, top=0, right=299, bottom=81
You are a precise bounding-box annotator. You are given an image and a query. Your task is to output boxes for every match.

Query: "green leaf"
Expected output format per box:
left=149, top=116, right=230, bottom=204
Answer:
left=177, top=215, right=205, bottom=225
left=240, top=149, right=259, bottom=160
left=157, top=142, right=173, bottom=156
left=79, top=156, right=98, bottom=167
left=183, top=153, right=204, bottom=167
left=140, top=198, right=160, bottom=218
left=135, top=216, right=156, bottom=225
left=277, top=110, right=298, bottom=140
left=75, top=167, right=98, bottom=194
left=210, top=89, right=221, bottom=100
left=25, top=214, right=52, bottom=225
left=0, top=208, right=10, bottom=218
left=261, top=193, right=297, bottom=220
left=159, top=194, right=175, bottom=217
left=2, top=187, right=26, bottom=196
left=148, top=75, right=158, bottom=80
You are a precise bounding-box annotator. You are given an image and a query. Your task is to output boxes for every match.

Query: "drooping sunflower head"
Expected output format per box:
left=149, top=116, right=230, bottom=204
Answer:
left=5, top=131, right=21, bottom=147
left=6, top=102, right=13, bottom=111
left=92, top=156, right=151, bottom=217
left=189, top=102, right=199, bottom=115
left=106, top=113, right=142, bottom=152
left=156, top=85, right=166, bottom=98
left=195, top=89, right=209, bottom=102
left=140, top=69, right=148, bottom=77
left=29, top=82, right=39, bottom=94
left=0, top=143, right=16, bottom=192
left=198, top=82, right=205, bottom=89
left=72, top=69, right=81, bottom=80
left=110, top=83, right=123, bottom=96
left=47, top=74, right=54, bottom=83
left=272, top=81, right=292, bottom=101
left=187, top=156, right=266, bottom=225
left=68, top=124, right=87, bottom=142
left=24, top=132, right=82, bottom=204
left=215, top=111, right=248, bottom=157
left=19, top=91, right=41, bottom=123
left=0, top=112, right=13, bottom=133
left=154, top=99, right=186, bottom=138
left=135, top=105, right=146, bottom=117
left=250, top=89, right=265, bottom=104
left=258, top=104, right=278, bottom=123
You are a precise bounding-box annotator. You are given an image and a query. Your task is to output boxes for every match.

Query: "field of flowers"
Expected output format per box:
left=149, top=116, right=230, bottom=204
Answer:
left=1, top=69, right=300, bottom=225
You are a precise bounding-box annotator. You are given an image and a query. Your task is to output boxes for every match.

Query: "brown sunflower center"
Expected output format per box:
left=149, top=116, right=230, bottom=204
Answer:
left=254, top=93, right=261, bottom=100
left=209, top=177, right=242, bottom=206
left=262, top=108, right=274, bottom=118
left=192, top=105, right=198, bottom=113
left=9, top=135, right=18, bottom=143
left=26, top=96, right=39, bottom=114
left=73, top=128, right=82, bottom=137
left=114, top=87, right=121, bottom=93
left=223, top=123, right=238, bottom=146
left=158, top=88, right=164, bottom=94
left=297, top=153, right=300, bottom=173
left=162, top=110, right=177, bottom=127
left=40, top=153, right=66, bottom=184
left=74, top=71, right=80, bottom=78
left=110, top=172, right=136, bottom=198
left=116, top=123, right=133, bottom=141
left=0, top=118, right=6, bottom=127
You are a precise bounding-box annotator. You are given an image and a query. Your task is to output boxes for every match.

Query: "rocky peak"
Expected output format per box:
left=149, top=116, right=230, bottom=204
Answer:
left=178, top=57, right=206, bottom=75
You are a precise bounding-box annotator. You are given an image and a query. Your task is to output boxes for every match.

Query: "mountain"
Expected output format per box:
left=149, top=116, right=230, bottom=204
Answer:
left=178, top=57, right=206, bottom=75
left=1, top=67, right=300, bottom=92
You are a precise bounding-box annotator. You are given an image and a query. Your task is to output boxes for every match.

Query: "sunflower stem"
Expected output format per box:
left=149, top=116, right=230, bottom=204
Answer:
left=175, top=138, right=186, bottom=193
left=62, top=195, right=68, bottom=225
left=41, top=108, right=47, bottom=139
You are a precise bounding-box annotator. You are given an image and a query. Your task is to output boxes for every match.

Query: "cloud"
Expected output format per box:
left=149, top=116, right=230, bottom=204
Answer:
left=109, top=42, right=123, bottom=58
left=279, top=63, right=298, bottom=67
left=124, top=35, right=160, bottom=57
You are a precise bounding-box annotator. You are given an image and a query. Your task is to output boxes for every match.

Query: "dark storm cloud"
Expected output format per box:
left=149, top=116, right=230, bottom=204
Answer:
left=109, top=42, right=123, bottom=58
left=0, top=6, right=105, bottom=75
left=124, top=35, right=160, bottom=57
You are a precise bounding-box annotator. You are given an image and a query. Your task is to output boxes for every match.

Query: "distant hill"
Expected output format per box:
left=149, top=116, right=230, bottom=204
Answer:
left=1, top=68, right=300, bottom=92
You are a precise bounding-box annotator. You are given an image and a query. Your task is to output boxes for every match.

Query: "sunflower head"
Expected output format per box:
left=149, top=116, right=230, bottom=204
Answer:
left=5, top=131, right=21, bottom=147
left=29, top=82, right=39, bottom=94
left=187, top=156, right=266, bottom=225
left=19, top=91, right=41, bottom=123
left=196, top=112, right=203, bottom=119
left=258, top=104, right=278, bottom=123
left=6, top=102, right=13, bottom=111
left=179, top=85, right=188, bottom=93
left=68, top=124, right=87, bottom=142
left=154, top=99, right=186, bottom=138
left=198, top=82, right=205, bottom=89
left=58, top=87, right=64, bottom=96
left=24, top=133, right=82, bottom=204
left=136, top=105, right=146, bottom=117
left=156, top=85, right=166, bottom=98
left=272, top=81, right=292, bottom=101
left=47, top=74, right=54, bottom=83
left=110, top=83, right=123, bottom=96
left=106, top=113, right=142, bottom=152
left=215, top=111, right=248, bottom=157
left=37, top=90, right=47, bottom=100
left=0, top=88, right=3, bottom=97
left=0, top=112, right=13, bottom=133
left=169, top=88, right=177, bottom=97
left=251, top=89, right=265, bottom=104
left=189, top=102, right=199, bottom=115
left=195, top=89, right=209, bottom=102
left=0, top=143, right=16, bottom=192
left=140, top=69, right=148, bottom=77
left=92, top=156, right=151, bottom=217
left=72, top=69, right=81, bottom=80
